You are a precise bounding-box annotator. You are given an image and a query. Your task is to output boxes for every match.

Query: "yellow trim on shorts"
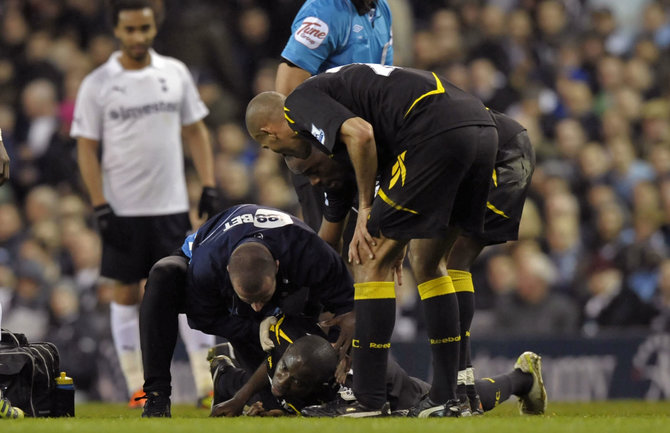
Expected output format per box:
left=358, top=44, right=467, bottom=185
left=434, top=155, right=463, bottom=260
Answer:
left=448, top=269, right=475, bottom=293
left=389, top=151, right=407, bottom=190
left=404, top=72, right=446, bottom=118
left=418, top=275, right=455, bottom=300
left=354, top=282, right=396, bottom=300
left=492, top=169, right=498, bottom=187
left=487, top=201, right=509, bottom=218
left=377, top=188, right=419, bottom=214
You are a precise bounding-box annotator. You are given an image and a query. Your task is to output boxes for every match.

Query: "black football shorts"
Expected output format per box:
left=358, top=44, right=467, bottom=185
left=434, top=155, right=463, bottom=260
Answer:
left=367, top=125, right=498, bottom=239
left=101, top=212, right=191, bottom=283
left=462, top=130, right=535, bottom=245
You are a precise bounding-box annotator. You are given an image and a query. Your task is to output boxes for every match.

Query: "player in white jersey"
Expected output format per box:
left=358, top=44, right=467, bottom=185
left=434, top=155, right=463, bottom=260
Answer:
left=70, top=0, right=217, bottom=409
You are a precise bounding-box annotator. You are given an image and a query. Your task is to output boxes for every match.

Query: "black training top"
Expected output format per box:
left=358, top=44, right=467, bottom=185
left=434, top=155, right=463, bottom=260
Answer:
left=285, top=63, right=495, bottom=165
left=183, top=204, right=354, bottom=339
left=489, top=109, right=526, bottom=150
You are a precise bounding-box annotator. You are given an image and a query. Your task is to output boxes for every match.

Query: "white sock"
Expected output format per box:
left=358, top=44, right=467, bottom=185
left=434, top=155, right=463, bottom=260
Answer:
left=458, top=369, right=467, bottom=386
left=466, top=367, right=476, bottom=386
left=178, top=314, right=215, bottom=397
left=110, top=302, right=144, bottom=395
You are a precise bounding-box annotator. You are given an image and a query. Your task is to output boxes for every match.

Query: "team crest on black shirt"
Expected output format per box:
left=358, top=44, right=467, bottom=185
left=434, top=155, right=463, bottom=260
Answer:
left=311, top=124, right=325, bottom=145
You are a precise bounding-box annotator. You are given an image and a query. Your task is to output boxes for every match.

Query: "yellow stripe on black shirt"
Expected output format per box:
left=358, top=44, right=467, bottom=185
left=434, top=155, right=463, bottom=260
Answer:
left=404, top=72, right=446, bottom=118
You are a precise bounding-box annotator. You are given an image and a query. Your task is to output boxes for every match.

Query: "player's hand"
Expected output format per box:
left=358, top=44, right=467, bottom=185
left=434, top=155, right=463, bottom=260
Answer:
left=320, top=311, right=355, bottom=362
left=334, top=353, right=351, bottom=384
left=93, top=203, right=128, bottom=249
left=261, top=409, right=286, bottom=417
left=198, top=186, right=220, bottom=219
left=245, top=401, right=285, bottom=417
left=0, top=131, right=9, bottom=186
left=259, top=315, right=278, bottom=352
left=348, top=206, right=375, bottom=265
left=244, top=401, right=264, bottom=416
left=210, top=396, right=246, bottom=417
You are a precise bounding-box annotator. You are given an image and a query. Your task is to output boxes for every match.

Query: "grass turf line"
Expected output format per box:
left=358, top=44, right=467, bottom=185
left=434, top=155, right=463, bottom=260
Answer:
left=0, top=401, right=668, bottom=433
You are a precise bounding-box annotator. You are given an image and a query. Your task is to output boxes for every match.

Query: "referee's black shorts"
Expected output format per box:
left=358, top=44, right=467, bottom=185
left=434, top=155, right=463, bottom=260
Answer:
left=462, top=130, right=535, bottom=245
left=367, top=125, right=498, bottom=240
left=101, top=212, right=191, bottom=283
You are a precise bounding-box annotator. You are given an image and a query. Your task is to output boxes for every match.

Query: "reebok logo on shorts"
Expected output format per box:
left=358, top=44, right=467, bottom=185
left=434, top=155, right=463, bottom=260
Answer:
left=389, top=151, right=407, bottom=189
left=294, top=17, right=328, bottom=49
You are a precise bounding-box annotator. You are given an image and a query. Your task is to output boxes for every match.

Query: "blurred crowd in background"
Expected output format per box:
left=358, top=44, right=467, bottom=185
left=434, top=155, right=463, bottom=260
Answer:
left=1, top=0, right=670, bottom=400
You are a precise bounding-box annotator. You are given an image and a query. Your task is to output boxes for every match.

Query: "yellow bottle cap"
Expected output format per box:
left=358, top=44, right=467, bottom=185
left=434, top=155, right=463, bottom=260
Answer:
left=56, top=371, right=73, bottom=385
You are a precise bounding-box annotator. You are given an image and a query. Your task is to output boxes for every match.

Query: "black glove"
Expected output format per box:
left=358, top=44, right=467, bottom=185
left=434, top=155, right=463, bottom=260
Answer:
left=198, top=186, right=220, bottom=219
left=93, top=203, right=127, bottom=249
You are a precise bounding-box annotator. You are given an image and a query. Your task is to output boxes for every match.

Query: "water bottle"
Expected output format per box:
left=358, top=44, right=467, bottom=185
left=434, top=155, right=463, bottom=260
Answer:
left=53, top=372, right=75, bottom=417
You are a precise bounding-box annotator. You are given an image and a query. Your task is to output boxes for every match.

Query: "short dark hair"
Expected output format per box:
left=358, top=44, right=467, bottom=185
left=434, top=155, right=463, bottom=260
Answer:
left=289, top=335, right=338, bottom=384
left=228, top=243, right=276, bottom=296
left=109, top=0, right=155, bottom=27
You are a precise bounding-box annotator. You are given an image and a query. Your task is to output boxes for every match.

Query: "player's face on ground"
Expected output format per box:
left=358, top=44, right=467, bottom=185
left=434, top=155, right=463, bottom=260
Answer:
left=232, top=274, right=276, bottom=312
left=114, top=8, right=157, bottom=62
left=271, top=349, right=319, bottom=400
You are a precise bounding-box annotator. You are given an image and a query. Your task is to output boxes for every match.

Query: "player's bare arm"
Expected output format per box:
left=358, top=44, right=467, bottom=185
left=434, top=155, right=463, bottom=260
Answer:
left=339, top=117, right=377, bottom=264
left=182, top=120, right=216, bottom=188
left=76, top=137, right=106, bottom=206
left=210, top=362, right=270, bottom=417
left=275, top=62, right=311, bottom=96
left=318, top=218, right=346, bottom=253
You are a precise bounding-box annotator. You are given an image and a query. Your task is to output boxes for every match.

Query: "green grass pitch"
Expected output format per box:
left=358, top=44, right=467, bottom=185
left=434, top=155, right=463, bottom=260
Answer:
left=1, top=401, right=669, bottom=433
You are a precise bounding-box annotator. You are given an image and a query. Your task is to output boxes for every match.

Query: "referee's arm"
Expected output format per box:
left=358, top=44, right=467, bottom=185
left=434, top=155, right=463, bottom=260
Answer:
left=77, top=137, right=106, bottom=207
left=275, top=61, right=311, bottom=96
left=182, top=120, right=216, bottom=188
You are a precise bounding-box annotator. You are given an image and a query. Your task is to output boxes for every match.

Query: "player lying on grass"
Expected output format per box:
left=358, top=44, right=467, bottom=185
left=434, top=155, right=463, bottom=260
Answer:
left=208, top=315, right=546, bottom=417
left=139, top=204, right=355, bottom=417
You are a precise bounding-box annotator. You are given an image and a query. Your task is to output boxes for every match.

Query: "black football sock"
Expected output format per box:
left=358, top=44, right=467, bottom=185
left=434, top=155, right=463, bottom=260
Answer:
left=419, top=276, right=460, bottom=403
left=450, top=270, right=475, bottom=372
left=451, top=269, right=478, bottom=404
left=352, top=282, right=396, bottom=410
left=475, top=370, right=534, bottom=412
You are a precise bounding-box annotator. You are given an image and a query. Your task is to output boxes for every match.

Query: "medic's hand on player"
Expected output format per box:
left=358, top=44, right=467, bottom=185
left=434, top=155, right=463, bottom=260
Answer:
left=334, top=352, right=352, bottom=384
left=348, top=205, right=376, bottom=265
left=259, top=315, right=278, bottom=352
left=320, top=310, right=354, bottom=373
